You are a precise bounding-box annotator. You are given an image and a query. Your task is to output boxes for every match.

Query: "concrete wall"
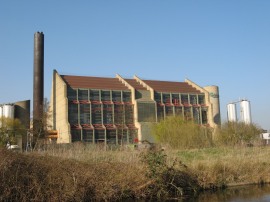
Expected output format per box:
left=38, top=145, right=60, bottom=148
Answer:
left=204, top=85, right=221, bottom=126
left=50, top=70, right=71, bottom=143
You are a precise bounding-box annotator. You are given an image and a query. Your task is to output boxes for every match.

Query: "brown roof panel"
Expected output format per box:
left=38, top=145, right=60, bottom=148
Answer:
left=143, top=80, right=202, bottom=93
left=124, top=79, right=147, bottom=90
left=61, top=75, right=129, bottom=90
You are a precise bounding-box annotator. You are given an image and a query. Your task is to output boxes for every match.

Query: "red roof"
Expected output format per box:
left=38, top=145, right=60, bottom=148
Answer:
left=142, top=80, right=202, bottom=93
left=124, top=79, right=147, bottom=90
left=61, top=74, right=202, bottom=94
left=61, top=75, right=129, bottom=90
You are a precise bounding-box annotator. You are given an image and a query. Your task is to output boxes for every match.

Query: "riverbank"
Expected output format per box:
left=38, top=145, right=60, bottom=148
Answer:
left=1, top=144, right=270, bottom=201
left=174, top=146, right=270, bottom=189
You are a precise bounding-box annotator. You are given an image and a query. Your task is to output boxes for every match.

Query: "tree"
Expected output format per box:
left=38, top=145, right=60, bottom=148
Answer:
left=0, top=117, right=26, bottom=147
left=215, top=121, right=262, bottom=146
left=151, top=116, right=213, bottom=149
left=31, top=98, right=52, bottom=149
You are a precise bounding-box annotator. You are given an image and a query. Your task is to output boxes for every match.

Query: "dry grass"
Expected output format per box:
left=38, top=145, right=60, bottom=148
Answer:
left=173, top=146, right=270, bottom=189
left=2, top=144, right=270, bottom=201
left=0, top=146, right=149, bottom=201
left=38, top=142, right=142, bottom=164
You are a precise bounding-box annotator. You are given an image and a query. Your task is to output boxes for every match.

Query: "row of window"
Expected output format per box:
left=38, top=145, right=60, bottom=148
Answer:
left=156, top=105, right=208, bottom=124
left=67, top=88, right=132, bottom=103
left=69, top=103, right=208, bottom=126
left=68, top=103, right=134, bottom=126
left=67, top=88, right=206, bottom=106
left=154, top=93, right=205, bottom=105
left=71, top=128, right=137, bottom=144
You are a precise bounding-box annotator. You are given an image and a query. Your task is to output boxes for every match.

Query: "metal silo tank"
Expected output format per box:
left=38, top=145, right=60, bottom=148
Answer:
left=2, top=104, right=15, bottom=119
left=0, top=105, right=2, bottom=118
left=15, top=100, right=30, bottom=129
left=240, top=100, right=252, bottom=124
left=0, top=105, right=2, bottom=127
left=227, top=103, right=237, bottom=122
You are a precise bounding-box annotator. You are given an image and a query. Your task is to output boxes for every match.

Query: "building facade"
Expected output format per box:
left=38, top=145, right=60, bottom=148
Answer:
left=49, top=70, right=220, bottom=144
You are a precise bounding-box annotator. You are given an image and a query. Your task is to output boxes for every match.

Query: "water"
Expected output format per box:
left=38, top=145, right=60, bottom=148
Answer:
left=182, top=184, right=270, bottom=202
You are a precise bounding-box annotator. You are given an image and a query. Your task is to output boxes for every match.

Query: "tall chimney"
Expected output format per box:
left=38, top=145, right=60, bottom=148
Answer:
left=33, top=32, right=44, bottom=135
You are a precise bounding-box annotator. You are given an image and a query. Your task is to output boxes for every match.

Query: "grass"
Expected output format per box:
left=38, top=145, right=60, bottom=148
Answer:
left=0, top=146, right=149, bottom=201
left=172, top=146, right=270, bottom=188
left=1, top=144, right=270, bottom=201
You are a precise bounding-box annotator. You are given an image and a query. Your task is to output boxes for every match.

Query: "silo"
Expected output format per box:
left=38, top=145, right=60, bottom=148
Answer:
left=227, top=103, right=237, bottom=122
left=15, top=100, right=30, bottom=129
left=204, top=85, right=221, bottom=125
left=15, top=100, right=30, bottom=151
left=0, top=105, right=2, bottom=118
left=2, top=104, right=15, bottom=119
left=0, top=105, right=2, bottom=127
left=240, top=100, right=252, bottom=124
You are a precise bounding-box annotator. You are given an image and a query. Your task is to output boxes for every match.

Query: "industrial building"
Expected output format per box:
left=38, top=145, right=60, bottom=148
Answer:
left=49, top=70, right=221, bottom=144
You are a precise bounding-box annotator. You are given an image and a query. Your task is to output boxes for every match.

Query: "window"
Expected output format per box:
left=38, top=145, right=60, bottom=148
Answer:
left=78, top=89, right=89, bottom=101
left=68, top=103, right=78, bottom=124
left=190, top=95, right=198, bottom=105
left=198, top=95, right=205, bottom=105
left=71, top=129, right=81, bottom=142
left=137, top=102, right=156, bottom=122
left=79, top=104, right=90, bottom=124
left=67, top=87, right=77, bottom=100
left=181, top=94, right=189, bottom=105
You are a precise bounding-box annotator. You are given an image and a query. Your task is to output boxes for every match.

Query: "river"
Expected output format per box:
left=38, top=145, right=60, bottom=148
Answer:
left=181, top=184, right=270, bottom=202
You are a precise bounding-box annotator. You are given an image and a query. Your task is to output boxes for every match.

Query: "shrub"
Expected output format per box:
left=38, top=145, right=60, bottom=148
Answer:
left=0, top=117, right=25, bottom=146
left=215, top=121, right=262, bottom=146
left=0, top=148, right=149, bottom=201
left=140, top=148, right=200, bottom=199
left=151, top=116, right=213, bottom=149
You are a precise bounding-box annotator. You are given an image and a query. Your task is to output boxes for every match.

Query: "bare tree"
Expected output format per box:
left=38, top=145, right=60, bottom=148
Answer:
left=31, top=98, right=52, bottom=150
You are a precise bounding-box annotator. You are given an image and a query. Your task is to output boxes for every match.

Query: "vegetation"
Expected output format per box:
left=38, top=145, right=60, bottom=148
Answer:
left=151, top=116, right=262, bottom=149
left=152, top=116, right=213, bottom=149
left=0, top=117, right=25, bottom=146
left=215, top=121, right=262, bottom=146
left=140, top=148, right=199, bottom=199
left=176, top=146, right=270, bottom=188
left=2, top=144, right=270, bottom=201
left=0, top=116, right=267, bottom=200
left=32, top=98, right=52, bottom=149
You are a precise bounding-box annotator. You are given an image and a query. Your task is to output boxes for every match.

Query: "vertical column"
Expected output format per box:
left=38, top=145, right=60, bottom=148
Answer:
left=33, top=32, right=44, bottom=139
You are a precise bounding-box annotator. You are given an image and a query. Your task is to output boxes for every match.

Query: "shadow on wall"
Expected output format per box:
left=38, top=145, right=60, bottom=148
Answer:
left=214, top=114, right=221, bottom=125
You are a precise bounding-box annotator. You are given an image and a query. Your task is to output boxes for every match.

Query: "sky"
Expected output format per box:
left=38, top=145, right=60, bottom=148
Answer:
left=1, top=1, right=270, bottom=130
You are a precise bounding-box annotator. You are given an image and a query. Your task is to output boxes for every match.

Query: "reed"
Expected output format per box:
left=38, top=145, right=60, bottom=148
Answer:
left=173, top=146, right=270, bottom=188
left=1, top=144, right=270, bottom=200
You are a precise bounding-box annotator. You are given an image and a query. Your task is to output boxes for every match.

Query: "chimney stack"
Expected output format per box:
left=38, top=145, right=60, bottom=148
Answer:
left=33, top=32, right=44, bottom=134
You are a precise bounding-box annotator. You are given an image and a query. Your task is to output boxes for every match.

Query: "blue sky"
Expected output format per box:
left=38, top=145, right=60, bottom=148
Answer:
left=1, top=1, right=270, bottom=129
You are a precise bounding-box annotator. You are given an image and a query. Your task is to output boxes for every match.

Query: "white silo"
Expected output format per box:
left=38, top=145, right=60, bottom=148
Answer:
left=240, top=100, right=252, bottom=124
left=2, top=104, right=15, bottom=119
left=0, top=105, right=2, bottom=118
left=227, top=103, right=237, bottom=122
left=0, top=105, right=2, bottom=127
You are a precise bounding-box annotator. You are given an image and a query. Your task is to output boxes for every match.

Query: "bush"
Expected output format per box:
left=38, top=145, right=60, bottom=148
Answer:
left=151, top=116, right=213, bottom=149
left=0, top=117, right=25, bottom=146
left=215, top=121, right=262, bottom=146
left=140, top=149, right=200, bottom=199
left=0, top=148, right=149, bottom=201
